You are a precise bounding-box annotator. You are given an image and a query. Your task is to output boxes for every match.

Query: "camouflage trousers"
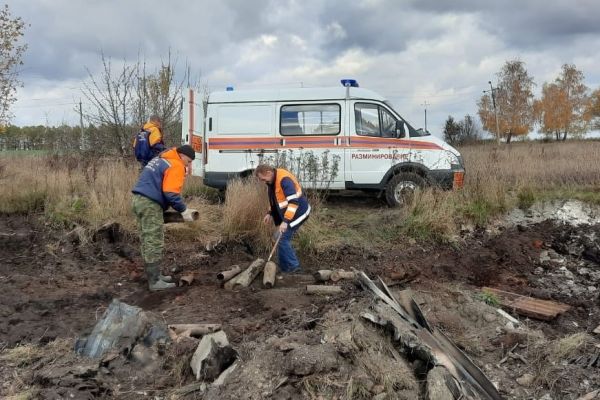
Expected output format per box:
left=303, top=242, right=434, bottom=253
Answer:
left=132, top=194, right=164, bottom=264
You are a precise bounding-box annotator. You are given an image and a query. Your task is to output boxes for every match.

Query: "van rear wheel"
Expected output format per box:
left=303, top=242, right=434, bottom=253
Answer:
left=385, top=172, right=426, bottom=207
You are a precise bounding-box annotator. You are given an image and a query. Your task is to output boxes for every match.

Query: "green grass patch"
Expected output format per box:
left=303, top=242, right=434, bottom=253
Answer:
left=0, top=190, right=46, bottom=214
left=517, top=187, right=536, bottom=209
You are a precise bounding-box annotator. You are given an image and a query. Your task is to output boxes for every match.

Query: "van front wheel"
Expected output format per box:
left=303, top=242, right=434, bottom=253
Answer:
left=385, top=172, right=426, bottom=207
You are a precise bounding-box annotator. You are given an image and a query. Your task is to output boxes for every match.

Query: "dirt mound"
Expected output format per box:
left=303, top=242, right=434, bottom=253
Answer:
left=1, top=212, right=599, bottom=399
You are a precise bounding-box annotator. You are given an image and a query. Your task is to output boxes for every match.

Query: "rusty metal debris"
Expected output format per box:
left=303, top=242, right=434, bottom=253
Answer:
left=482, top=287, right=570, bottom=321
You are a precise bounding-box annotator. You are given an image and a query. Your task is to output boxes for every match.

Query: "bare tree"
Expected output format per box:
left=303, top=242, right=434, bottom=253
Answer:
left=81, top=53, right=136, bottom=155
left=132, top=50, right=188, bottom=145
left=0, top=4, right=27, bottom=125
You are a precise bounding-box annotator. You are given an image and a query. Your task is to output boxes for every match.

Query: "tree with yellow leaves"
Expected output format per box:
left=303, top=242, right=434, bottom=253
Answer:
left=478, top=60, right=535, bottom=144
left=534, top=64, right=590, bottom=141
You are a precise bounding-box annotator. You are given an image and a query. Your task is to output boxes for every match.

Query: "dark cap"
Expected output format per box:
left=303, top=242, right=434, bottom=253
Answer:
left=176, top=145, right=196, bottom=160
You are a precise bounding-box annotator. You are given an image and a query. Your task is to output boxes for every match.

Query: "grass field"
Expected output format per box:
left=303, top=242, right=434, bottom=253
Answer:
left=1, top=140, right=599, bottom=250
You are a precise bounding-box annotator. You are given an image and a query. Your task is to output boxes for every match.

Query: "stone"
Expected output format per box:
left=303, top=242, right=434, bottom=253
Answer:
left=533, top=267, right=544, bottom=275
left=483, top=313, right=497, bottom=323
left=516, top=373, right=535, bottom=387
left=190, top=331, right=237, bottom=381
left=212, top=362, right=238, bottom=387
left=539, top=251, right=551, bottom=264
left=286, top=344, right=339, bottom=376
left=76, top=299, right=151, bottom=359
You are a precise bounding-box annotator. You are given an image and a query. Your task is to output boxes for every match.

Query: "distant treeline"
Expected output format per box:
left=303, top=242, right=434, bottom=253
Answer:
left=0, top=122, right=182, bottom=154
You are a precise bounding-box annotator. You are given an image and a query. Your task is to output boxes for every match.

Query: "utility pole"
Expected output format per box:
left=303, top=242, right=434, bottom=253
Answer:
left=483, top=81, right=501, bottom=145
left=79, top=99, right=85, bottom=151
left=421, top=100, right=430, bottom=133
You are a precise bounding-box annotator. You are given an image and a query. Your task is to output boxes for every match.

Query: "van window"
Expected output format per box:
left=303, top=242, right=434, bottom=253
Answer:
left=217, top=105, right=272, bottom=135
left=355, top=103, right=402, bottom=137
left=380, top=108, right=397, bottom=138
left=280, top=104, right=340, bottom=136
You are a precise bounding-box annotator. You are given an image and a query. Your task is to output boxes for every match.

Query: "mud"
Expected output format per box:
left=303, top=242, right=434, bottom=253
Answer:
left=1, top=202, right=599, bottom=399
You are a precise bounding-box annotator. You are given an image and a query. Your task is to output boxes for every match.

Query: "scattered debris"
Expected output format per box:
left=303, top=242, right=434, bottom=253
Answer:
left=482, top=287, right=571, bottom=321
left=223, top=259, right=265, bottom=290
left=311, top=269, right=355, bottom=283
left=286, top=344, right=339, bottom=376
left=496, top=308, right=520, bottom=325
left=163, top=210, right=199, bottom=223
left=205, top=237, right=222, bottom=252
left=75, top=299, right=156, bottom=358
left=313, top=269, right=332, bottom=282
left=179, top=273, right=195, bottom=286
left=577, top=389, right=600, bottom=400
left=306, top=285, right=343, bottom=295
left=388, top=270, right=421, bottom=284
left=357, top=271, right=502, bottom=400
left=426, top=366, right=458, bottom=400
left=168, top=323, right=222, bottom=340
left=217, top=265, right=242, bottom=282
left=212, top=361, right=239, bottom=387
left=190, top=331, right=237, bottom=381
left=593, top=325, right=600, bottom=335
left=263, top=261, right=277, bottom=288
left=516, top=373, right=535, bottom=387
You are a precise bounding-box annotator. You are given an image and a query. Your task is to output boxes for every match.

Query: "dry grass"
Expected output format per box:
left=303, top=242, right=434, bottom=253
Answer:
left=222, top=177, right=272, bottom=249
left=532, top=332, right=595, bottom=393
left=0, top=154, right=138, bottom=232
left=0, top=339, right=71, bottom=398
left=2, top=141, right=600, bottom=247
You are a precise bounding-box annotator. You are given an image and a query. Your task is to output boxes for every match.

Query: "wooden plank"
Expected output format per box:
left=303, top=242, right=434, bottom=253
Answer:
left=481, top=287, right=570, bottom=321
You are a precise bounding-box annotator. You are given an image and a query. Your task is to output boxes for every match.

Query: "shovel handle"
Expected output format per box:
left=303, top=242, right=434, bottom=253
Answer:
left=267, top=232, right=282, bottom=262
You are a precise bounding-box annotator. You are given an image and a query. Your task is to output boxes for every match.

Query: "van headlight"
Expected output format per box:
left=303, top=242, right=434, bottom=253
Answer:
left=451, top=155, right=464, bottom=170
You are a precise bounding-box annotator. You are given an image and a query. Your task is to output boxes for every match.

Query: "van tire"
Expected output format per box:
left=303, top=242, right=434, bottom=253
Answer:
left=385, top=172, right=426, bottom=207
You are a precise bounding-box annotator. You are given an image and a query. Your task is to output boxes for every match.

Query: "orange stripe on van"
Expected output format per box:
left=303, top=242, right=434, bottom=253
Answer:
left=207, top=135, right=443, bottom=151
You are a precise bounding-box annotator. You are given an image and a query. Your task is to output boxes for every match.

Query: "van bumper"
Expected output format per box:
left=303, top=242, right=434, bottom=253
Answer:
left=203, top=171, right=238, bottom=189
left=428, top=168, right=465, bottom=190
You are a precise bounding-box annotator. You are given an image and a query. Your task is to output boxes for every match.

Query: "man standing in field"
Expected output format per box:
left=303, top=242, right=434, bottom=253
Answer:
left=132, top=145, right=197, bottom=291
left=255, top=164, right=311, bottom=273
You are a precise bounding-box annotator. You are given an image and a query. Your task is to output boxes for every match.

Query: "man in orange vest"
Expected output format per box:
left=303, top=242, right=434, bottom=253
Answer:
left=255, top=164, right=311, bottom=273
left=132, top=145, right=197, bottom=291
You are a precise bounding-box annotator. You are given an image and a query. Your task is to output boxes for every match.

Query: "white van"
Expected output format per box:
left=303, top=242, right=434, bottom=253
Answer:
left=182, top=80, right=464, bottom=206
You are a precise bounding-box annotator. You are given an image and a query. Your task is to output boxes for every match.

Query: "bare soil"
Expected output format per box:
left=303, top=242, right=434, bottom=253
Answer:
left=1, top=204, right=599, bottom=399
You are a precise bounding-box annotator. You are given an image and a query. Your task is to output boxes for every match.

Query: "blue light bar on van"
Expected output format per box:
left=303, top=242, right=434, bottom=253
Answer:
left=340, top=79, right=359, bottom=88
left=226, top=86, right=234, bottom=91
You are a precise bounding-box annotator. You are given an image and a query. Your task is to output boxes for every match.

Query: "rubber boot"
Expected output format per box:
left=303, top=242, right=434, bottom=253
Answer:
left=145, top=262, right=176, bottom=291
left=159, top=274, right=174, bottom=283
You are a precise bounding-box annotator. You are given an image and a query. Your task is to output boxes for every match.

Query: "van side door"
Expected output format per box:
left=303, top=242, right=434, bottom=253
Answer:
left=276, top=102, right=345, bottom=189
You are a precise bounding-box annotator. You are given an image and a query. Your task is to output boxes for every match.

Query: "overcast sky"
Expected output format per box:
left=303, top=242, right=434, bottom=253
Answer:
left=9, top=0, right=600, bottom=137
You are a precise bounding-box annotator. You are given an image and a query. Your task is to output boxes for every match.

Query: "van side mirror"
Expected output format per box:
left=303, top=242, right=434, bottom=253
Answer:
left=395, top=120, right=405, bottom=138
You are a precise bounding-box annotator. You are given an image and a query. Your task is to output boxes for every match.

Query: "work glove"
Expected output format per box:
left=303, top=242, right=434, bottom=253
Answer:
left=181, top=208, right=198, bottom=222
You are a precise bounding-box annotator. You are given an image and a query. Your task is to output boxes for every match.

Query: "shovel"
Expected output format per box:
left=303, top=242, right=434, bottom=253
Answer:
left=262, top=231, right=281, bottom=288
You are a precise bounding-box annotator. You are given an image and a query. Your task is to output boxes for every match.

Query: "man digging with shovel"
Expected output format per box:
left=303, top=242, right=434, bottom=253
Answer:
left=132, top=145, right=198, bottom=291
left=255, top=164, right=311, bottom=274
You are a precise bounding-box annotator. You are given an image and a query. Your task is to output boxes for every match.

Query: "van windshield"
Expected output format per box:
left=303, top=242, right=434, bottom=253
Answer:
left=383, top=101, right=428, bottom=137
